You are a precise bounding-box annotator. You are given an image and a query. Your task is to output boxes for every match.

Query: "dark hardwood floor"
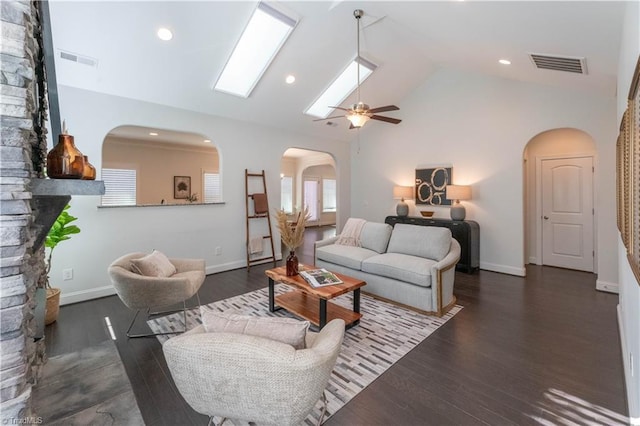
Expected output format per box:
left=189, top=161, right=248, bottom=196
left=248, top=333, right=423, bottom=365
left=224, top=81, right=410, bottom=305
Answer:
left=45, top=225, right=628, bottom=425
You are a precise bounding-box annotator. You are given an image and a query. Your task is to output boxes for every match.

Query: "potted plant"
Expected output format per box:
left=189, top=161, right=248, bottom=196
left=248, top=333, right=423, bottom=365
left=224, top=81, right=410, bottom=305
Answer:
left=44, top=204, right=80, bottom=324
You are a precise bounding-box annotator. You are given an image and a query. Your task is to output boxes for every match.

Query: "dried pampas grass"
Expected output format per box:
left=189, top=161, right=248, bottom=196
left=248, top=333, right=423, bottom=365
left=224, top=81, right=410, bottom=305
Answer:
left=275, top=206, right=310, bottom=251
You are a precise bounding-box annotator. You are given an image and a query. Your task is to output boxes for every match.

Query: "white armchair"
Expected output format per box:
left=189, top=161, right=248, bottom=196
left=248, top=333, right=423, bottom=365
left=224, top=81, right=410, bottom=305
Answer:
left=108, top=252, right=205, bottom=338
left=163, top=318, right=345, bottom=425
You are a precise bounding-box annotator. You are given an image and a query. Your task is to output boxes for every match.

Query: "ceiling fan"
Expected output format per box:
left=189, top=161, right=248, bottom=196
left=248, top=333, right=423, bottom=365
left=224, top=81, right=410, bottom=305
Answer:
left=315, top=9, right=402, bottom=129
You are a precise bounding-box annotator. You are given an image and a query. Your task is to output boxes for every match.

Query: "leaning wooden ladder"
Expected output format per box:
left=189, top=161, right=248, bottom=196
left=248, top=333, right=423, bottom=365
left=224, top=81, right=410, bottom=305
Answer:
left=245, top=169, right=276, bottom=270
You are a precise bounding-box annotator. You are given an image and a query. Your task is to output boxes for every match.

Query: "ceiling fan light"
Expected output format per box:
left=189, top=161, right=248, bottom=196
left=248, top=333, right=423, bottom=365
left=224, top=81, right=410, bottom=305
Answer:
left=346, top=112, right=371, bottom=128
left=352, top=102, right=370, bottom=113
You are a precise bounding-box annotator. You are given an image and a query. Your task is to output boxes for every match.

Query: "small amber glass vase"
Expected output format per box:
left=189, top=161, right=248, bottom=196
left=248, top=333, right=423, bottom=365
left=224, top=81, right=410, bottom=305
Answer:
left=81, top=156, right=96, bottom=180
left=47, top=134, right=85, bottom=179
left=285, top=250, right=299, bottom=276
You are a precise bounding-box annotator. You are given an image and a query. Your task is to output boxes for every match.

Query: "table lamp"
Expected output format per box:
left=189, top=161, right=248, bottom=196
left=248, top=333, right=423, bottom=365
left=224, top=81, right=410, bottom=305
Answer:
left=446, top=185, right=472, bottom=220
left=393, top=186, right=414, bottom=217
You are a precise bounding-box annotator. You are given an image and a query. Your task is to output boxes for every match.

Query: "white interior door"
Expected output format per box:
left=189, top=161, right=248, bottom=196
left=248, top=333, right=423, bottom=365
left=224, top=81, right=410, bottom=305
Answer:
left=541, top=157, right=594, bottom=272
left=303, top=178, right=320, bottom=226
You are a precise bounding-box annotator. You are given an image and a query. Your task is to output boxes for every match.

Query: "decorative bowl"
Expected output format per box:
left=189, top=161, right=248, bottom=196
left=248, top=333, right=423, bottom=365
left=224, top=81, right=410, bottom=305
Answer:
left=420, top=211, right=434, bottom=218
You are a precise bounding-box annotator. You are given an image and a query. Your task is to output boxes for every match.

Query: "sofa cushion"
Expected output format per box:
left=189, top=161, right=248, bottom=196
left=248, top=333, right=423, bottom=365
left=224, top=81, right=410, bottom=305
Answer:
left=202, top=311, right=309, bottom=349
left=360, top=222, right=393, bottom=254
left=387, top=224, right=452, bottom=261
left=362, top=253, right=436, bottom=287
left=316, top=244, right=378, bottom=270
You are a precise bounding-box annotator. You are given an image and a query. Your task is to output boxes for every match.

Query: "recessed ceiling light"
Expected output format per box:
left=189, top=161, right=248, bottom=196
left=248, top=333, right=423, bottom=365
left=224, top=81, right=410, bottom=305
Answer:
left=499, top=59, right=511, bottom=65
left=149, top=132, right=158, bottom=136
left=204, top=139, right=211, bottom=143
left=285, top=75, right=296, bottom=84
left=157, top=28, right=173, bottom=41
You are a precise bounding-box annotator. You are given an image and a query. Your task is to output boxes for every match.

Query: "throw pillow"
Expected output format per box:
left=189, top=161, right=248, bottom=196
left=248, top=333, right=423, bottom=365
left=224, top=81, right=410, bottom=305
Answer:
left=202, top=311, right=309, bottom=349
left=387, top=224, right=452, bottom=261
left=130, top=250, right=177, bottom=277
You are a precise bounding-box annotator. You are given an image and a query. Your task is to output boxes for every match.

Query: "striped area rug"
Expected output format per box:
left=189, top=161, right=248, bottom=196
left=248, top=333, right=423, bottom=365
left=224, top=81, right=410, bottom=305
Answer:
left=148, top=284, right=461, bottom=425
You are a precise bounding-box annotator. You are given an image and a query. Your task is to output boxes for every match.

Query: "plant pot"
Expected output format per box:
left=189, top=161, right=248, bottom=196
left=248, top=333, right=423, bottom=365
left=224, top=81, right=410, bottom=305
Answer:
left=45, top=287, right=61, bottom=325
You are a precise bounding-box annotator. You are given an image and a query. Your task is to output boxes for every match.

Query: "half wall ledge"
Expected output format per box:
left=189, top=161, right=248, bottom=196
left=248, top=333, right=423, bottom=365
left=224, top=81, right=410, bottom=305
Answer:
left=29, top=179, right=105, bottom=250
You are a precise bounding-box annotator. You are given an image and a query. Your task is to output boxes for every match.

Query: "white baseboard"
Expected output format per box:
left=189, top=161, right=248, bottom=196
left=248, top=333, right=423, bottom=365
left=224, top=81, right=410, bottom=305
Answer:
left=618, top=305, right=639, bottom=425
left=206, top=259, right=248, bottom=274
left=479, top=262, right=526, bottom=277
left=596, top=280, right=619, bottom=294
left=60, top=285, right=116, bottom=306
left=205, top=254, right=283, bottom=275
left=528, top=257, right=538, bottom=265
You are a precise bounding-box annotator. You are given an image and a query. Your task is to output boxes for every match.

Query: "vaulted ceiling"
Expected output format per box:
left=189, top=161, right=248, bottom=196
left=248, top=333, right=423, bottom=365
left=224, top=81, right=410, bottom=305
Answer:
left=48, top=1, right=625, bottom=142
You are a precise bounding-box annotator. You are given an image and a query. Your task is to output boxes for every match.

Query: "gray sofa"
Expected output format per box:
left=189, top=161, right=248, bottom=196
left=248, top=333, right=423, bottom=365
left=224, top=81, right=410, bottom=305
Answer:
left=315, top=220, right=460, bottom=316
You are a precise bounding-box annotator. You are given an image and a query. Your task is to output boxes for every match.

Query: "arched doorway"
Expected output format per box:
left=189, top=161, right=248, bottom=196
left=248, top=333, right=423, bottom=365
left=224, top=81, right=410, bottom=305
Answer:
left=280, top=148, right=337, bottom=227
left=523, top=128, right=597, bottom=272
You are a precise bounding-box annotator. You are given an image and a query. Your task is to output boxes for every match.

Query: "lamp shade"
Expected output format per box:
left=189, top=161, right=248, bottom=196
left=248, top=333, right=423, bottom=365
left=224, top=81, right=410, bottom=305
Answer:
left=393, top=186, right=414, bottom=200
left=346, top=112, right=371, bottom=128
left=446, top=185, right=471, bottom=201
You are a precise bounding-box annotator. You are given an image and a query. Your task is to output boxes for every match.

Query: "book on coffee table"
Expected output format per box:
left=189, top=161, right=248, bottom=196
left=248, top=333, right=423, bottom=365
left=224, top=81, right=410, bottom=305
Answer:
left=299, top=268, right=343, bottom=288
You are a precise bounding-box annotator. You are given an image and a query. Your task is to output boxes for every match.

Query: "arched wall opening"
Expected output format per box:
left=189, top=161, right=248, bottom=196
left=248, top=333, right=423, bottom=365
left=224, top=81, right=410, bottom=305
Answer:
left=101, top=125, right=221, bottom=206
left=523, top=128, right=597, bottom=270
left=280, top=148, right=337, bottom=227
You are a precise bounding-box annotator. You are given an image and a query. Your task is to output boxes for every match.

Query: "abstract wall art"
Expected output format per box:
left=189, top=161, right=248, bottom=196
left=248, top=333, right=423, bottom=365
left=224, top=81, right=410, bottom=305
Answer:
left=415, top=167, right=452, bottom=206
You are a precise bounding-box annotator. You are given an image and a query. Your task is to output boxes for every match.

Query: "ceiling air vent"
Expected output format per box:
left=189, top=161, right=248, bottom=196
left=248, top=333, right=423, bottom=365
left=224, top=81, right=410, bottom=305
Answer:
left=529, top=53, right=587, bottom=75
left=58, top=50, right=98, bottom=67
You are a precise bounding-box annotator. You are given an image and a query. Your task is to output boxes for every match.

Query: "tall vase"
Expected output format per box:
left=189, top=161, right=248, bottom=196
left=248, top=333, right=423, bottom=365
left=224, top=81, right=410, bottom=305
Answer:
left=286, top=250, right=299, bottom=276
left=47, top=133, right=85, bottom=179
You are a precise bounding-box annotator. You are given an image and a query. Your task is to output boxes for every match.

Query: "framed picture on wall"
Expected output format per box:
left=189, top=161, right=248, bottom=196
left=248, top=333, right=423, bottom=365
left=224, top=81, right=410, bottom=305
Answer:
left=415, top=167, right=453, bottom=206
left=616, top=54, right=640, bottom=284
left=174, top=176, right=191, bottom=199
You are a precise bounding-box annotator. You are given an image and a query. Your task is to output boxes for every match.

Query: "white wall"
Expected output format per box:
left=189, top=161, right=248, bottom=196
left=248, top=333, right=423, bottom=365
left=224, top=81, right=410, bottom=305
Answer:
left=616, top=1, right=640, bottom=423
left=350, top=67, right=617, bottom=278
left=51, top=86, right=351, bottom=304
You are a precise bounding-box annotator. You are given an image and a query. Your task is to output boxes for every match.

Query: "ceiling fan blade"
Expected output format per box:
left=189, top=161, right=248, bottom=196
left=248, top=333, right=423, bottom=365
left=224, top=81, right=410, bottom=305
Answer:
left=349, top=123, right=356, bottom=130
left=313, top=116, right=346, bottom=122
left=368, top=105, right=399, bottom=114
left=370, top=115, right=402, bottom=124
left=328, top=106, right=351, bottom=111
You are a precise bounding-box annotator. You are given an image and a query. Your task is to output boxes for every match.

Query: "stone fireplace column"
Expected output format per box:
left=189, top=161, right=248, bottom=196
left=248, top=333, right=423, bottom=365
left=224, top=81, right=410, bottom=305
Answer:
left=1, top=1, right=50, bottom=421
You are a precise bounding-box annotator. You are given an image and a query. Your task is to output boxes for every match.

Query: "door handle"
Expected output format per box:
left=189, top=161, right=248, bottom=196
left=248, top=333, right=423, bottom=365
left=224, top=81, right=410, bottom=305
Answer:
left=543, top=216, right=549, bottom=220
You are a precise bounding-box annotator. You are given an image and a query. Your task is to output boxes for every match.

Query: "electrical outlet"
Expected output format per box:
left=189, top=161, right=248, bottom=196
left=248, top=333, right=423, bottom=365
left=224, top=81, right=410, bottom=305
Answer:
left=62, top=268, right=73, bottom=281
left=215, top=247, right=221, bottom=256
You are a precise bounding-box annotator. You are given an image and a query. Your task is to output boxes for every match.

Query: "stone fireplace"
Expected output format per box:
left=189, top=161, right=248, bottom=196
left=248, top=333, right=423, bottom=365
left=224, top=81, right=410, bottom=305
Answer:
left=1, top=1, right=57, bottom=421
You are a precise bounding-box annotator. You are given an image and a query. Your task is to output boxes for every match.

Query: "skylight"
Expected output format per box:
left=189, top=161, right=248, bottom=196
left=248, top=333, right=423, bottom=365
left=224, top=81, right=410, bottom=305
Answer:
left=305, top=57, right=376, bottom=119
left=213, top=3, right=297, bottom=98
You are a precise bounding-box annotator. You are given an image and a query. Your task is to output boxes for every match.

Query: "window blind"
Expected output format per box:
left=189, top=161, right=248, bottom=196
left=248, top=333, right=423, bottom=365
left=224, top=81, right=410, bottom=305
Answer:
left=322, top=179, right=336, bottom=212
left=101, top=168, right=136, bottom=206
left=281, top=176, right=293, bottom=213
left=204, top=173, right=222, bottom=203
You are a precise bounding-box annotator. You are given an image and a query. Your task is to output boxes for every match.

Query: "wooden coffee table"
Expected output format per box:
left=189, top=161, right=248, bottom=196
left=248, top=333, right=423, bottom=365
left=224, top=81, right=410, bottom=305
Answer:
left=265, top=266, right=366, bottom=329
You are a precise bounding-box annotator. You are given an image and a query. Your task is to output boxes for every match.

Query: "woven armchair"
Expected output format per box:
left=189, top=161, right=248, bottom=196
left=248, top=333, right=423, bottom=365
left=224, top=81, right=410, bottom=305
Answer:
left=108, top=252, right=205, bottom=338
left=163, top=318, right=345, bottom=426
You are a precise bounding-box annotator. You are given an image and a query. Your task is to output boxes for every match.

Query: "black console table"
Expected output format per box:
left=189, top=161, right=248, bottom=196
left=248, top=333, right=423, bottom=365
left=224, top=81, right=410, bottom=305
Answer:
left=385, top=216, right=479, bottom=273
